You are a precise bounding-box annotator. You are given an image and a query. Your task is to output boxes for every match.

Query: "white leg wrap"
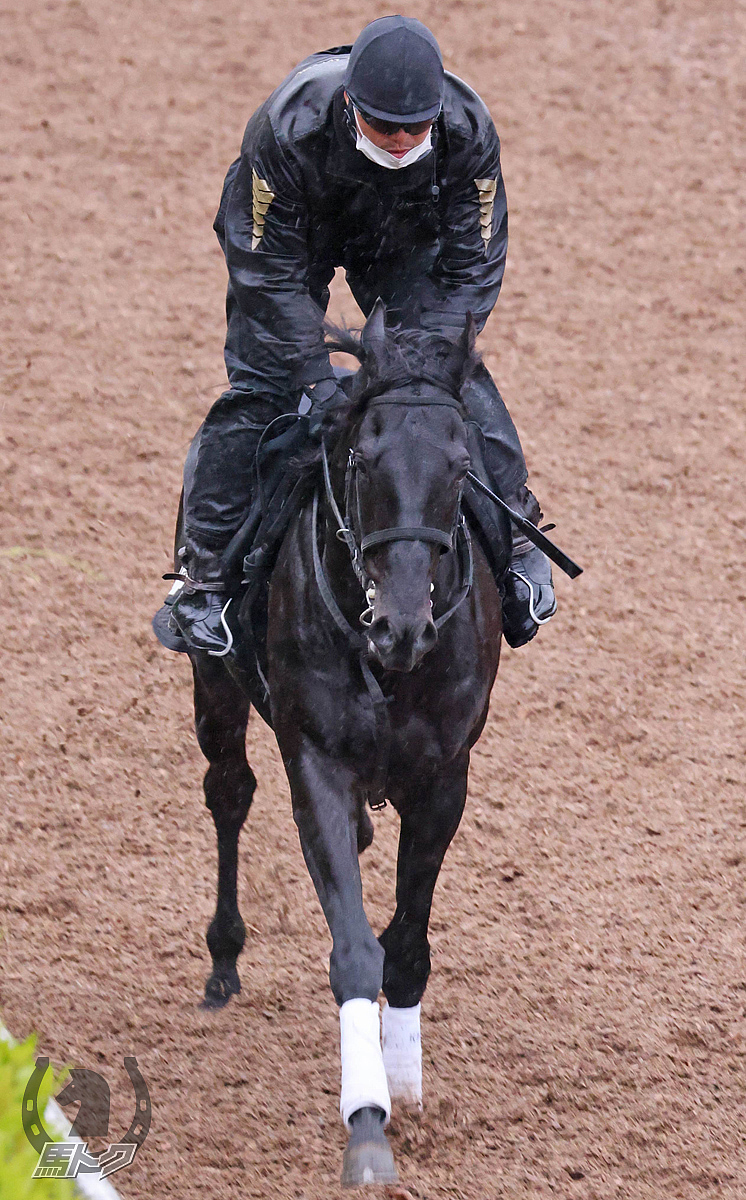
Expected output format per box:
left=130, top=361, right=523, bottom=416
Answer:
left=339, top=999, right=391, bottom=1129
left=381, top=1002, right=423, bottom=1108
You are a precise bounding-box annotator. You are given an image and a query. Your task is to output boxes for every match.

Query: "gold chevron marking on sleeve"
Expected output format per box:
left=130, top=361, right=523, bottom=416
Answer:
left=474, top=178, right=498, bottom=250
left=252, top=168, right=275, bottom=251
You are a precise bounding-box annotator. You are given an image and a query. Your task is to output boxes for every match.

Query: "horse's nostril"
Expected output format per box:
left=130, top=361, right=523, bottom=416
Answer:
left=414, top=619, right=438, bottom=657
left=368, top=614, right=438, bottom=668
left=368, top=616, right=394, bottom=652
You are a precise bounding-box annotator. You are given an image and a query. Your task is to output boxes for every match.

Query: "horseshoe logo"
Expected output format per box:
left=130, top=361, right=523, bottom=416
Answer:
left=120, top=1057, right=151, bottom=1147
left=22, top=1057, right=53, bottom=1154
left=22, top=1056, right=151, bottom=1152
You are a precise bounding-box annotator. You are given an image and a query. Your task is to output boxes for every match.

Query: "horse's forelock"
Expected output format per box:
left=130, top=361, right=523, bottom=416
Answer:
left=288, top=323, right=478, bottom=479
left=323, top=322, right=478, bottom=416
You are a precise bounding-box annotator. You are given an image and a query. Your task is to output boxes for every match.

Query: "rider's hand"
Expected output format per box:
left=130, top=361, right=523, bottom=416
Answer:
left=303, top=378, right=346, bottom=441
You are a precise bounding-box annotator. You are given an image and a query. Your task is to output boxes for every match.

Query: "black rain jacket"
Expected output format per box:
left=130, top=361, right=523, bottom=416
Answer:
left=213, top=46, right=508, bottom=403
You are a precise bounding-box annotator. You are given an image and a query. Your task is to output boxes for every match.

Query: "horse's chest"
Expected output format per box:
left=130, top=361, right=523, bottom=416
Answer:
left=384, top=704, right=465, bottom=776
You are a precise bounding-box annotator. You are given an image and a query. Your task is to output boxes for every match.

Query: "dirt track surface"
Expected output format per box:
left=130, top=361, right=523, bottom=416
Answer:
left=2, top=0, right=745, bottom=1197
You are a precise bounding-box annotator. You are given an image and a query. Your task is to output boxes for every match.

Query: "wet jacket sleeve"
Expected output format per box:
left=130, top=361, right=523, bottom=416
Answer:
left=214, top=123, right=333, bottom=403
left=418, top=124, right=508, bottom=339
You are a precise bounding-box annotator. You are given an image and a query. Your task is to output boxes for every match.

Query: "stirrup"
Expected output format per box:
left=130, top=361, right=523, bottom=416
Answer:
left=206, top=598, right=234, bottom=658
left=165, top=575, right=234, bottom=657
left=508, top=568, right=557, bottom=625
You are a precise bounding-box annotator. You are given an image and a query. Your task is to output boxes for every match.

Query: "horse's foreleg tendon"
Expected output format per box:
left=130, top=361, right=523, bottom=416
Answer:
left=380, top=752, right=469, bottom=1104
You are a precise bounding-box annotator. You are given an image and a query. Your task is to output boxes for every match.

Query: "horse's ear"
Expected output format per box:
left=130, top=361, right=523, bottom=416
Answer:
left=361, top=297, right=387, bottom=362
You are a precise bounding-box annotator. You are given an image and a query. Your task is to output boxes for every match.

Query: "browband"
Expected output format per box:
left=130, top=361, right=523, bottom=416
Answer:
left=366, top=376, right=464, bottom=407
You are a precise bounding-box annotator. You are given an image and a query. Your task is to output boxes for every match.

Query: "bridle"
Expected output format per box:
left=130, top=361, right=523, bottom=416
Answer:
left=348, top=448, right=457, bottom=556
left=318, top=388, right=473, bottom=631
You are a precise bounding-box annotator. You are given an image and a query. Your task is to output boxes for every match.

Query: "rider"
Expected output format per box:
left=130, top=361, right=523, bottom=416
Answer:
left=166, top=15, right=556, bottom=654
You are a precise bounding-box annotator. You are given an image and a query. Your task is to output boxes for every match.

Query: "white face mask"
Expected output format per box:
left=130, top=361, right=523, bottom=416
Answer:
left=353, top=109, right=433, bottom=171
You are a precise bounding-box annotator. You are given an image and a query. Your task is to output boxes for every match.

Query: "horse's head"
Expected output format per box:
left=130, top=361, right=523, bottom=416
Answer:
left=327, top=301, right=478, bottom=672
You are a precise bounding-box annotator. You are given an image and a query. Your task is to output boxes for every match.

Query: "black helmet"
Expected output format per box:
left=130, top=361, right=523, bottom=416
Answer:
left=345, top=15, right=444, bottom=124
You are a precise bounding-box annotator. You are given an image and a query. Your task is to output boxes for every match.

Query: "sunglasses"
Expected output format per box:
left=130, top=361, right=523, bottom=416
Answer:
left=355, top=107, right=434, bottom=137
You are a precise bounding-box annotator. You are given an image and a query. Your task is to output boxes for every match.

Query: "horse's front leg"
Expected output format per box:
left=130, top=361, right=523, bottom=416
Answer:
left=287, top=738, right=397, bottom=1188
left=192, top=654, right=255, bottom=1009
left=380, top=750, right=469, bottom=1108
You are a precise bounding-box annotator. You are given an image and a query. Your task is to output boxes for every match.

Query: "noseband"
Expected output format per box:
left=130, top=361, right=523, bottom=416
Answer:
left=348, top=449, right=457, bottom=557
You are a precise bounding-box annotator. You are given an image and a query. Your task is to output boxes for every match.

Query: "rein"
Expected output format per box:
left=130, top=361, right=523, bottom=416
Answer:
left=310, top=490, right=391, bottom=809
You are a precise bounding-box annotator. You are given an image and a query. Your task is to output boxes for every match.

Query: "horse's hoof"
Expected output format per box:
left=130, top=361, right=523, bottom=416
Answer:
left=200, top=992, right=230, bottom=1011
left=200, top=968, right=240, bottom=1009
left=341, top=1140, right=398, bottom=1188
left=341, top=1107, right=398, bottom=1188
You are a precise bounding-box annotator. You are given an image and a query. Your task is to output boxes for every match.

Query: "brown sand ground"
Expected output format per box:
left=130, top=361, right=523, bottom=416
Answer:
left=1, top=0, right=745, bottom=1197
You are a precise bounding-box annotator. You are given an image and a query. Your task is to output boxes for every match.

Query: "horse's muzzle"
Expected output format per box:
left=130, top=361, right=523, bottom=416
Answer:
left=366, top=613, right=438, bottom=672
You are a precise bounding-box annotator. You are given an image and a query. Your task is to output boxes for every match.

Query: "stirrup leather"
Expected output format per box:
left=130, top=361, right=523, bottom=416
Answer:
left=162, top=571, right=226, bottom=594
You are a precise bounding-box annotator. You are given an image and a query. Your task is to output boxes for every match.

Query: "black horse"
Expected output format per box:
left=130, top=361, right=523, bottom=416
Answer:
left=182, top=302, right=509, bottom=1186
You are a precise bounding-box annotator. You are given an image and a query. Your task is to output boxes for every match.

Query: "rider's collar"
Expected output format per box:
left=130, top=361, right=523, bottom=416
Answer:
left=351, top=107, right=433, bottom=171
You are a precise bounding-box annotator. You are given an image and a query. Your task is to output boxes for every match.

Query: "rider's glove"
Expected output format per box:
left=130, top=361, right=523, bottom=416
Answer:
left=302, top=377, right=346, bottom=441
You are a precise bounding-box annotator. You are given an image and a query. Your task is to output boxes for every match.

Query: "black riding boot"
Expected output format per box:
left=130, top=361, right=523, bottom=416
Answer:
left=460, top=367, right=557, bottom=647
left=501, top=488, right=557, bottom=648
left=161, top=392, right=275, bottom=656
left=168, top=540, right=232, bottom=656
